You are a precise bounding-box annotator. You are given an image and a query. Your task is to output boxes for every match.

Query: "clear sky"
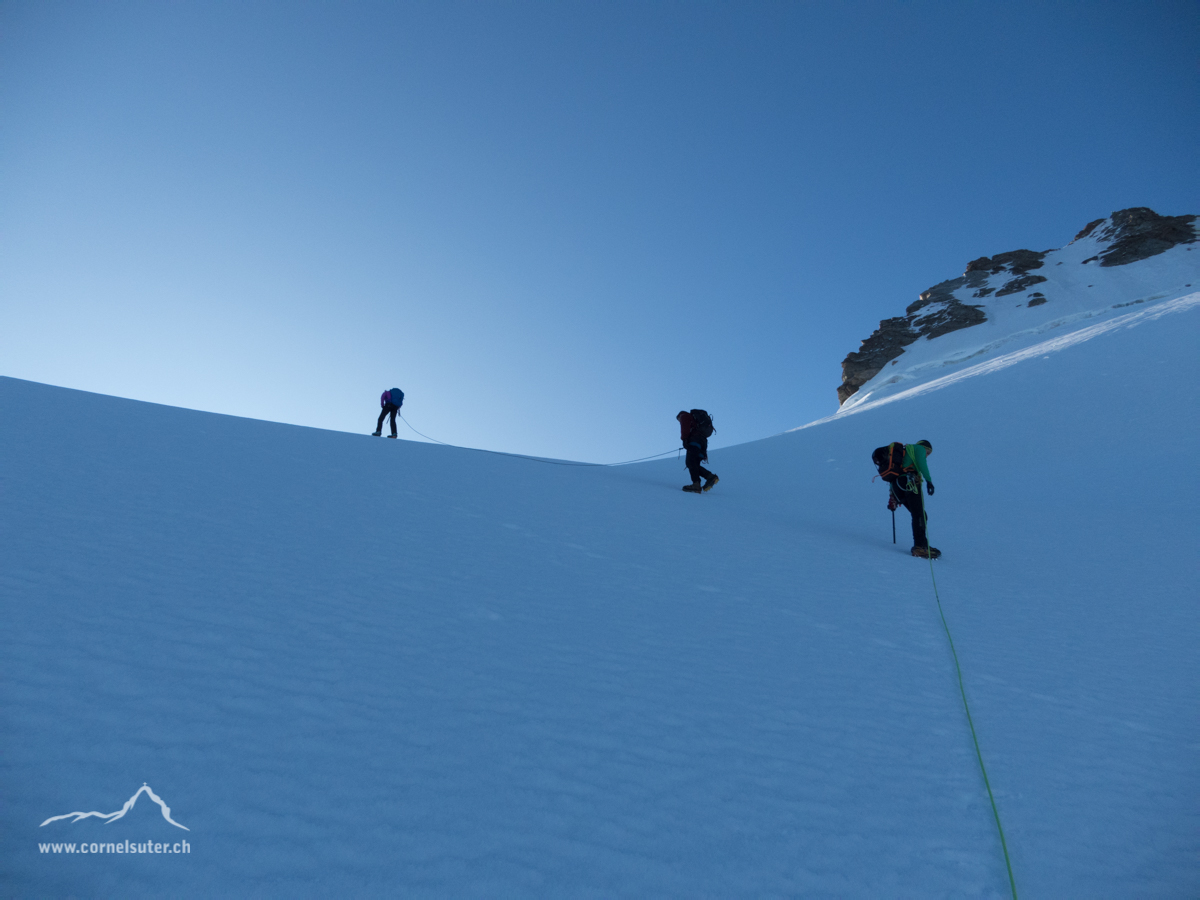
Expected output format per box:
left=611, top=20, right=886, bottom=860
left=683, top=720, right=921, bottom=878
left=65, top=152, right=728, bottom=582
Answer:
left=2, top=1, right=1197, bottom=462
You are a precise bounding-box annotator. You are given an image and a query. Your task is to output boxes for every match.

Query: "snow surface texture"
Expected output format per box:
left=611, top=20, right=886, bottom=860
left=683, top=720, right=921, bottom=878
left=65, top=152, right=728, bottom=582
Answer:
left=3, top=301, right=1198, bottom=897
left=841, top=226, right=1199, bottom=410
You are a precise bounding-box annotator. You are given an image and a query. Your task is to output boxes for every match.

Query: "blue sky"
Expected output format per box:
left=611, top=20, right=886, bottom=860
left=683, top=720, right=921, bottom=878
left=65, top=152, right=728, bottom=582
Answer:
left=2, top=1, right=1197, bottom=461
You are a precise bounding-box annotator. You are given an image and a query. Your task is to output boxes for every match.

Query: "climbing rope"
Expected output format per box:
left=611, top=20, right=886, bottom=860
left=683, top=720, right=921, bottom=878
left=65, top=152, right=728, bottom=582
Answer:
left=924, top=508, right=1018, bottom=900
left=398, top=412, right=680, bottom=468
left=397, top=412, right=452, bottom=446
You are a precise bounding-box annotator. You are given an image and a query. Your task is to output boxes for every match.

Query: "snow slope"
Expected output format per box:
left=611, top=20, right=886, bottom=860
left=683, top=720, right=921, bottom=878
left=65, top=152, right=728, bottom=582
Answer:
left=842, top=220, right=1199, bottom=410
left=3, top=298, right=1198, bottom=897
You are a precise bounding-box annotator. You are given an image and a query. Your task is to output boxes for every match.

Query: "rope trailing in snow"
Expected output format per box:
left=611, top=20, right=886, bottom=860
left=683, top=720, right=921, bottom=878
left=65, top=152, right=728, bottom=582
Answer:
left=397, top=412, right=453, bottom=446
left=398, top=412, right=680, bottom=468
left=924, top=513, right=1018, bottom=900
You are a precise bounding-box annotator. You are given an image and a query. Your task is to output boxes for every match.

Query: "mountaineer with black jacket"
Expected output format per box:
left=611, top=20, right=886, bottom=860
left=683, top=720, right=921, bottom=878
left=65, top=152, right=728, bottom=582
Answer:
left=677, top=410, right=718, bottom=494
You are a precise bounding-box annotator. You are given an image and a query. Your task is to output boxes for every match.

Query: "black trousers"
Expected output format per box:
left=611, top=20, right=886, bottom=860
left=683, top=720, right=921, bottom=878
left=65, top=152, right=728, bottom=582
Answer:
left=685, top=445, right=713, bottom=484
left=891, top=480, right=928, bottom=548
left=376, top=403, right=399, bottom=436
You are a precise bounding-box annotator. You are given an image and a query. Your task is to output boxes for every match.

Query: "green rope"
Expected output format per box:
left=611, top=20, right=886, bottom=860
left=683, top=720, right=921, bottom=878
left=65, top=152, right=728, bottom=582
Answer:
left=924, top=511, right=1018, bottom=900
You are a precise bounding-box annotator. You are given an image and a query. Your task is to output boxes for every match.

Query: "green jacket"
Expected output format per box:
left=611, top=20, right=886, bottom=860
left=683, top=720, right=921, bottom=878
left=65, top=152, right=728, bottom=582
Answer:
left=902, top=444, right=933, bottom=485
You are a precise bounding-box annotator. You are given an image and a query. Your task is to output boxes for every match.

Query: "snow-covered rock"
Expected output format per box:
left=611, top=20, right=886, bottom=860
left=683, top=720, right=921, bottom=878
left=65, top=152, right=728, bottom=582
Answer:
left=838, top=207, right=1198, bottom=406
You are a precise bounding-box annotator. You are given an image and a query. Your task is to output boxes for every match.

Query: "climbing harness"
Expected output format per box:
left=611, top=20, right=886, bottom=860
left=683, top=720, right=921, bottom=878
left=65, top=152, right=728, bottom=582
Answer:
left=923, top=517, right=1018, bottom=900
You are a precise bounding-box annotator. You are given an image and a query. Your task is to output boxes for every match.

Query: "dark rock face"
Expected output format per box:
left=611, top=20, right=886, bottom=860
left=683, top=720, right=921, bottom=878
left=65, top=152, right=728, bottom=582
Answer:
left=965, top=249, right=1050, bottom=296
left=906, top=274, right=989, bottom=339
left=995, top=273, right=1048, bottom=296
left=837, top=317, right=921, bottom=405
left=1093, top=208, right=1197, bottom=266
left=965, top=249, right=1047, bottom=276
left=837, top=273, right=986, bottom=404
left=1073, top=218, right=1106, bottom=241
left=836, top=207, right=1196, bottom=405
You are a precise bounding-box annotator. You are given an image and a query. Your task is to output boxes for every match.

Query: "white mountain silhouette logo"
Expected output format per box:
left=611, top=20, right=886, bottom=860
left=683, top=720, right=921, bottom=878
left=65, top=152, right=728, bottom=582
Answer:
left=40, top=783, right=189, bottom=830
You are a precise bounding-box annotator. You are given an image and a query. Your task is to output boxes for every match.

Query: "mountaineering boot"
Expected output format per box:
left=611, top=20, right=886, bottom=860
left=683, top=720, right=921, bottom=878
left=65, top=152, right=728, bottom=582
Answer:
left=702, top=475, right=719, bottom=492
left=682, top=483, right=703, bottom=493
left=371, top=431, right=382, bottom=437
left=911, top=545, right=941, bottom=559
left=387, top=434, right=398, bottom=439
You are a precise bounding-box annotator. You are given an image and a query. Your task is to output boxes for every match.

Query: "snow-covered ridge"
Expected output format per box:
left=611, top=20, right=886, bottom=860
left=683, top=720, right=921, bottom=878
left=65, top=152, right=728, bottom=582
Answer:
left=792, top=291, right=1200, bottom=429
left=837, top=207, right=1198, bottom=408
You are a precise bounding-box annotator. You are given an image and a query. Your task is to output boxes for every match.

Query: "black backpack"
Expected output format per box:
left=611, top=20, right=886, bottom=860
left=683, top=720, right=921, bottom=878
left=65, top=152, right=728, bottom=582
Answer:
left=689, top=409, right=715, bottom=440
left=871, top=442, right=908, bottom=482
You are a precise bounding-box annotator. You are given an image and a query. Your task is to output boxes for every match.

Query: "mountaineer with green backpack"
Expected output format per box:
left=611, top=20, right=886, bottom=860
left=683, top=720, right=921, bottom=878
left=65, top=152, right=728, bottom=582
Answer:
left=871, top=439, right=940, bottom=558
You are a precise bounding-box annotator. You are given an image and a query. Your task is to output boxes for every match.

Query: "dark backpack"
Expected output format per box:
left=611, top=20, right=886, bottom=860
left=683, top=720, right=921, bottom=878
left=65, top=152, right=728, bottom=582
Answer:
left=871, top=442, right=908, bottom=482
left=689, top=409, right=715, bottom=440
left=389, top=388, right=405, bottom=408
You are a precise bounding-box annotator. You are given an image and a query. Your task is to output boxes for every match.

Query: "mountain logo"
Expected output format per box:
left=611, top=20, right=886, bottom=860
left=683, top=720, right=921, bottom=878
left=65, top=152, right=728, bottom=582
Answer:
left=40, top=783, right=189, bottom=831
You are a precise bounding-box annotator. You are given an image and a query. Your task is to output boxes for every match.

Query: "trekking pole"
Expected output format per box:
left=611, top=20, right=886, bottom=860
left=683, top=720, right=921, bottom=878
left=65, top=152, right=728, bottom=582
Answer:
left=892, top=508, right=896, bottom=544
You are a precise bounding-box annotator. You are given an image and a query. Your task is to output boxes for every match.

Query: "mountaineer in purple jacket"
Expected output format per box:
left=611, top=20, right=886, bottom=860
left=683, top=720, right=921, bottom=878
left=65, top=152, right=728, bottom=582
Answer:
left=372, top=388, right=404, bottom=438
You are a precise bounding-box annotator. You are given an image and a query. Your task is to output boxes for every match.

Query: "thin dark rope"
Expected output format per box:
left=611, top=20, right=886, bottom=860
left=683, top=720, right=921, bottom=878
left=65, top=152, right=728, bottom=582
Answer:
left=397, top=412, right=453, bottom=446
left=398, top=412, right=680, bottom=467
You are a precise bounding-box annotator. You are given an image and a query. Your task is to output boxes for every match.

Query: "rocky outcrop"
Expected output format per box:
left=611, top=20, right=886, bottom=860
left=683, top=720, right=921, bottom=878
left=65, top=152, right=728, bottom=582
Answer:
left=1091, top=207, right=1197, bottom=266
left=965, top=249, right=1047, bottom=277
left=836, top=207, right=1196, bottom=405
left=1073, top=218, right=1106, bottom=241
left=837, top=275, right=986, bottom=405
left=835, top=253, right=1042, bottom=404
left=966, top=249, right=1049, bottom=296
left=995, top=273, right=1048, bottom=296
left=837, top=317, right=921, bottom=405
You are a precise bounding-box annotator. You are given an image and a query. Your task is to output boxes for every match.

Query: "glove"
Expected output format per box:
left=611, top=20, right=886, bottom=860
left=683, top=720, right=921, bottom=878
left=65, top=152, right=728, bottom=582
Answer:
left=887, top=495, right=898, bottom=511
left=926, top=482, right=935, bottom=496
